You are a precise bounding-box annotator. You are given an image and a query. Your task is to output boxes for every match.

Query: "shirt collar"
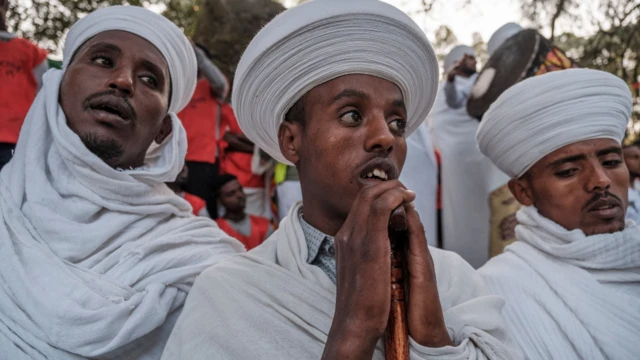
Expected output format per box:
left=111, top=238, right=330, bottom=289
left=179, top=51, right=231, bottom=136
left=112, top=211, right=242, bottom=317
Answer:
left=298, top=208, right=334, bottom=263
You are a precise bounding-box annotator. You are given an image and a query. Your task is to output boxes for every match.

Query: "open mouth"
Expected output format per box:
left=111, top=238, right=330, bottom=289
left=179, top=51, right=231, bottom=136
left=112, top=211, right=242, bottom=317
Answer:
left=94, top=104, right=123, bottom=118
left=362, top=168, right=389, bottom=181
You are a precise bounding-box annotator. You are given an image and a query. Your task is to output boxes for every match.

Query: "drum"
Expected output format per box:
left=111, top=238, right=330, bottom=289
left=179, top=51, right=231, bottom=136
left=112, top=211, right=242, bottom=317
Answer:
left=467, top=29, right=577, bottom=120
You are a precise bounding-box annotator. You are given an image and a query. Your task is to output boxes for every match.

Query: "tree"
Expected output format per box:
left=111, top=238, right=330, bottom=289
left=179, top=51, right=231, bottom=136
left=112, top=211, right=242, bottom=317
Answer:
left=6, top=0, right=162, bottom=53
left=471, top=32, right=488, bottom=67
left=433, top=25, right=458, bottom=64
left=521, top=0, right=579, bottom=41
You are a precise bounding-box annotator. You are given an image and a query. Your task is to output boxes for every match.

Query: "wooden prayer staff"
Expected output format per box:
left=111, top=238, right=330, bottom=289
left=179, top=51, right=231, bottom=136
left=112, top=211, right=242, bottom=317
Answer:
left=385, top=206, right=409, bottom=360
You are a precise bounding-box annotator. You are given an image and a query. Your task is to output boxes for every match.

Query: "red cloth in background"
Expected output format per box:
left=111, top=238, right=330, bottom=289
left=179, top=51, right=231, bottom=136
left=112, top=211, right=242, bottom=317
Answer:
left=183, top=192, right=206, bottom=216
left=216, top=215, right=270, bottom=250
left=0, top=38, right=47, bottom=144
left=178, top=79, right=220, bottom=164
left=219, top=103, right=265, bottom=188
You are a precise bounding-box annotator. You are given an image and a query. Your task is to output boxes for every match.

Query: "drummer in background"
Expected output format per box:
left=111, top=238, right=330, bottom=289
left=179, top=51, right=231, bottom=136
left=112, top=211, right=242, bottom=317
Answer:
left=444, top=46, right=477, bottom=109
left=428, top=45, right=509, bottom=268
left=487, top=22, right=523, bottom=57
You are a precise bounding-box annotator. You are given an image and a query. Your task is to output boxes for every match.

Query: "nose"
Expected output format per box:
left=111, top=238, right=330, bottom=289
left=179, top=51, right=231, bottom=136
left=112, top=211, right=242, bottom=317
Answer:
left=363, top=114, right=394, bottom=154
left=586, top=163, right=612, bottom=192
left=108, top=67, right=134, bottom=96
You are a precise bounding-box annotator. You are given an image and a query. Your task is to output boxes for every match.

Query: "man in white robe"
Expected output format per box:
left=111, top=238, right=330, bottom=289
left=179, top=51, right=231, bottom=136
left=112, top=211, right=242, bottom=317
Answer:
left=399, top=122, right=438, bottom=246
left=0, top=6, right=243, bottom=359
left=162, top=1, right=522, bottom=359
left=428, top=45, right=509, bottom=267
left=477, top=68, right=640, bottom=360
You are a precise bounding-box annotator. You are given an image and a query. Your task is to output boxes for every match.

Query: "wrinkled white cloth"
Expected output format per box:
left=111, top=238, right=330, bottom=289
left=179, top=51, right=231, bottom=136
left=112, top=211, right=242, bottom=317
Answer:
left=162, top=203, right=523, bottom=360
left=477, top=69, right=632, bottom=178
left=399, top=122, right=438, bottom=246
left=232, top=0, right=439, bottom=165
left=480, top=206, right=640, bottom=360
left=0, top=16, right=242, bottom=360
left=429, top=77, right=509, bottom=268
left=444, top=45, right=475, bottom=72
left=62, top=6, right=197, bottom=114
left=628, top=188, right=640, bottom=223
left=487, top=23, right=523, bottom=56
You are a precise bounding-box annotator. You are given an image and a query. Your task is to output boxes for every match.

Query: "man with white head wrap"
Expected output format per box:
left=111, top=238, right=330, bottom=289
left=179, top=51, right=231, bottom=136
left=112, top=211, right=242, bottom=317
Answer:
left=163, top=1, right=522, bottom=359
left=487, top=23, right=523, bottom=56
left=428, top=45, right=509, bottom=268
left=477, top=68, right=640, bottom=360
left=0, top=6, right=243, bottom=360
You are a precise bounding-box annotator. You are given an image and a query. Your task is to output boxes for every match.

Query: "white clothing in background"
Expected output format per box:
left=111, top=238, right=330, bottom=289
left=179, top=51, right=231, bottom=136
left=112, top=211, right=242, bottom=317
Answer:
left=400, top=122, right=438, bottom=246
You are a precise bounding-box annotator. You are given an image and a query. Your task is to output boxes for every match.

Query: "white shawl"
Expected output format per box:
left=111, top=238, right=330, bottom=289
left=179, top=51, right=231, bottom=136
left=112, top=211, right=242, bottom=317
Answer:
left=428, top=78, right=509, bottom=268
left=480, top=206, right=640, bottom=360
left=162, top=203, right=523, bottom=359
left=0, top=70, right=244, bottom=359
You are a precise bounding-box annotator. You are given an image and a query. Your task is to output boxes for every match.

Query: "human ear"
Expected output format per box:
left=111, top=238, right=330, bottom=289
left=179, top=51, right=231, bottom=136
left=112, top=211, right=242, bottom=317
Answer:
left=508, top=178, right=534, bottom=206
left=155, top=115, right=173, bottom=144
left=278, top=122, right=302, bottom=166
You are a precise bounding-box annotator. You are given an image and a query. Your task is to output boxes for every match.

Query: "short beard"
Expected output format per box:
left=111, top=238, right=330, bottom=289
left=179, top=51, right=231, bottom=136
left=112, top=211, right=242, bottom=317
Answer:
left=80, top=133, right=125, bottom=168
left=460, top=66, right=477, bottom=76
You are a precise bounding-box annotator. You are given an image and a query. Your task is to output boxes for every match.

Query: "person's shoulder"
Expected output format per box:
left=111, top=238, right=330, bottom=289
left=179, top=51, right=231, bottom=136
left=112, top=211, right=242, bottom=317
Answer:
left=249, top=214, right=271, bottom=225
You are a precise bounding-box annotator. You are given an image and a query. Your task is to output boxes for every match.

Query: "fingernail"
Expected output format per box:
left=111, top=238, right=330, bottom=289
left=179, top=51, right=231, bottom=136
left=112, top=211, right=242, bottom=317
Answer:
left=406, top=190, right=416, bottom=196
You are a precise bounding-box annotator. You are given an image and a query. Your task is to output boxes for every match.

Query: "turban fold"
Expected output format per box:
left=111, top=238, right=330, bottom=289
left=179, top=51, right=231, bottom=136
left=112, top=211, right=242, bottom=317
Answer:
left=63, top=6, right=196, bottom=114
left=487, top=22, right=523, bottom=56
left=444, top=45, right=475, bottom=72
left=476, top=68, right=632, bottom=178
left=232, top=0, right=439, bottom=165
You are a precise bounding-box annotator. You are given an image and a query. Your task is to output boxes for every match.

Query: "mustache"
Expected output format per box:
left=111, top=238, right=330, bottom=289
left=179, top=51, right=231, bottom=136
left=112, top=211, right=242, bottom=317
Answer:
left=582, top=191, right=623, bottom=211
left=82, top=90, right=137, bottom=121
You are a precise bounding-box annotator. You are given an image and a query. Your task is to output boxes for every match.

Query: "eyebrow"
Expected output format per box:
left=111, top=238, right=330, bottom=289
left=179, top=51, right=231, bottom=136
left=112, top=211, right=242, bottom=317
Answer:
left=332, top=89, right=369, bottom=103
left=596, top=146, right=622, bottom=157
left=547, top=154, right=587, bottom=169
left=86, top=42, right=122, bottom=56
left=392, top=99, right=406, bottom=112
left=546, top=146, right=623, bottom=169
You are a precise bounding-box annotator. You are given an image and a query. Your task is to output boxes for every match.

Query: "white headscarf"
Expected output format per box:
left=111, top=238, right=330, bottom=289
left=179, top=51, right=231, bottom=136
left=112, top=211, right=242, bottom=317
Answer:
left=232, top=0, right=439, bottom=165
left=63, top=5, right=197, bottom=113
left=476, top=69, right=632, bottom=178
left=0, top=6, right=242, bottom=359
left=444, top=45, right=475, bottom=73
left=487, top=22, right=523, bottom=56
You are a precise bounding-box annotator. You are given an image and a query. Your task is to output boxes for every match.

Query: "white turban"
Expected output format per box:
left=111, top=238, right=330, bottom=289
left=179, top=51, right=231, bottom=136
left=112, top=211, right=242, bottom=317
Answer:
left=232, top=0, right=439, bottom=165
left=63, top=5, right=197, bottom=114
left=487, top=22, right=523, bottom=56
left=444, top=45, right=475, bottom=73
left=477, top=68, right=632, bottom=178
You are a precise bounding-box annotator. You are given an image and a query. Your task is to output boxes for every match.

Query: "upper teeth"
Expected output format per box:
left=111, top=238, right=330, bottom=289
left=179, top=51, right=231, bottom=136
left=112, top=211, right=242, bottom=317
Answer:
left=366, top=168, right=388, bottom=180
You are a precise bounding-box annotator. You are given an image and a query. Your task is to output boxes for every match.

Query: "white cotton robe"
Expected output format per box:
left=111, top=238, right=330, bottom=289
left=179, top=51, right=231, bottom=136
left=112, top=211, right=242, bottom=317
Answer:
left=428, top=77, right=509, bottom=268
left=162, top=203, right=523, bottom=360
left=400, top=122, right=438, bottom=246
left=0, top=70, right=243, bottom=360
left=479, top=206, right=640, bottom=360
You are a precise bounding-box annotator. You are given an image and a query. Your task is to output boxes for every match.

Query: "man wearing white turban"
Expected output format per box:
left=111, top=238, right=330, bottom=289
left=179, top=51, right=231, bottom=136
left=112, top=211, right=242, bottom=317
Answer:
left=0, top=6, right=243, bottom=360
left=428, top=45, right=509, bottom=268
left=162, top=1, right=522, bottom=359
left=477, top=68, right=640, bottom=360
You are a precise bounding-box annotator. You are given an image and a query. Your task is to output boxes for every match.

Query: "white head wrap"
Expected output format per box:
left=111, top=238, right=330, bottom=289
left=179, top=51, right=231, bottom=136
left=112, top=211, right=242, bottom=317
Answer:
left=444, top=45, right=475, bottom=73
left=487, top=22, right=523, bottom=56
left=63, top=5, right=197, bottom=113
left=476, top=68, right=632, bottom=178
left=232, top=0, right=439, bottom=164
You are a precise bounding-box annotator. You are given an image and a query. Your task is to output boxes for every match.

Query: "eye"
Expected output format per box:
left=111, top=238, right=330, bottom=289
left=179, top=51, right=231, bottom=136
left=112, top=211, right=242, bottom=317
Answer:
left=140, top=75, right=158, bottom=88
left=91, top=55, right=112, bottom=67
left=389, top=118, right=406, bottom=135
left=340, top=110, right=362, bottom=125
left=603, top=159, right=623, bottom=167
left=555, top=168, right=577, bottom=178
